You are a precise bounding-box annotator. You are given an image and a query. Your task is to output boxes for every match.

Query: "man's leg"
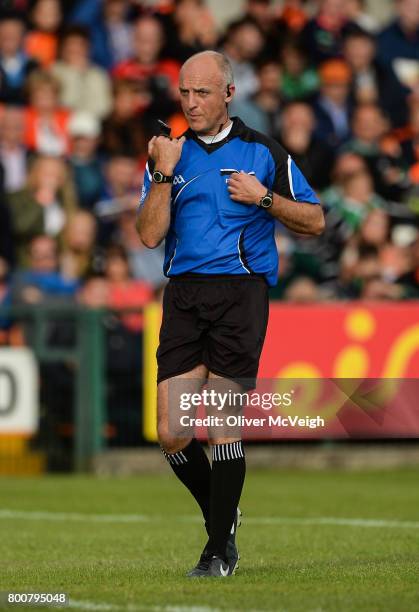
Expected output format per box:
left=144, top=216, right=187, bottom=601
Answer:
left=205, top=374, right=246, bottom=563
left=157, top=364, right=211, bottom=528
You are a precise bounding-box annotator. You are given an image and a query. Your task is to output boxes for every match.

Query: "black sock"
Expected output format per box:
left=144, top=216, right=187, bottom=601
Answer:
left=161, top=438, right=211, bottom=528
left=206, top=441, right=246, bottom=561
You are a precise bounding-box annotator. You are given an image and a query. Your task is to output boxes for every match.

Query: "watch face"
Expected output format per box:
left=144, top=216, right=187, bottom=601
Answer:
left=261, top=195, right=273, bottom=208
left=153, top=171, right=164, bottom=183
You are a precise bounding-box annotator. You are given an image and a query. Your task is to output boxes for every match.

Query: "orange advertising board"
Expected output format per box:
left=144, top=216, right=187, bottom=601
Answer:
left=260, top=303, right=419, bottom=380
left=143, top=302, right=419, bottom=441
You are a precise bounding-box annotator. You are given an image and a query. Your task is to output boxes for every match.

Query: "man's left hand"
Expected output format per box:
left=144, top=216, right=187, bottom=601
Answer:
left=227, top=171, right=267, bottom=205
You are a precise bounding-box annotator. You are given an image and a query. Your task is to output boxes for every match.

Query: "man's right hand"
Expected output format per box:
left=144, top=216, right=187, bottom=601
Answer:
left=148, top=135, right=186, bottom=175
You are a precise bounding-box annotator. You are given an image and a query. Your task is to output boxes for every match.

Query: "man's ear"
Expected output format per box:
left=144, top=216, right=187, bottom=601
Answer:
left=225, top=84, right=235, bottom=103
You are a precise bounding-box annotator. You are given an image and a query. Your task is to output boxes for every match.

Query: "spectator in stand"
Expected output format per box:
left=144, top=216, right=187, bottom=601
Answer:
left=243, top=0, right=283, bottom=59
left=107, top=192, right=167, bottom=291
left=68, top=111, right=103, bottom=210
left=342, top=28, right=376, bottom=108
left=94, top=154, right=139, bottom=246
left=336, top=207, right=391, bottom=296
left=358, top=208, right=391, bottom=249
left=0, top=105, right=28, bottom=194
left=70, top=0, right=134, bottom=70
left=162, top=0, right=218, bottom=64
left=360, top=240, right=418, bottom=299
left=105, top=243, right=154, bottom=332
left=100, top=79, right=148, bottom=158
left=78, top=272, right=109, bottom=307
left=377, top=0, right=419, bottom=91
left=343, top=27, right=408, bottom=127
left=221, top=18, right=265, bottom=101
left=278, top=101, right=333, bottom=190
left=60, top=209, right=97, bottom=281
left=113, top=16, right=180, bottom=102
left=345, top=102, right=410, bottom=201
left=341, top=243, right=382, bottom=298
left=11, top=234, right=78, bottom=306
left=78, top=270, right=144, bottom=447
left=302, top=0, right=351, bottom=63
left=24, top=70, right=70, bottom=156
left=322, top=154, right=385, bottom=234
left=0, top=12, right=38, bottom=104
left=280, top=37, right=319, bottom=102
left=314, top=153, right=380, bottom=290
left=314, top=59, right=353, bottom=150
left=7, top=155, right=78, bottom=264
left=25, top=0, right=62, bottom=68
left=230, top=59, right=281, bottom=135
left=343, top=0, right=378, bottom=33
left=51, top=26, right=112, bottom=120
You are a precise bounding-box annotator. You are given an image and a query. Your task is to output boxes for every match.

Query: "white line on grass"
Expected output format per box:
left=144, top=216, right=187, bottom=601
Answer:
left=0, top=510, right=151, bottom=523
left=69, top=600, right=265, bottom=612
left=0, top=509, right=419, bottom=530
left=69, top=601, right=272, bottom=612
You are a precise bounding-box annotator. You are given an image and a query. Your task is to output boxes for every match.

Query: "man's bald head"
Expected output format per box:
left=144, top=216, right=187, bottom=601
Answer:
left=179, top=51, right=236, bottom=135
left=180, top=51, right=234, bottom=89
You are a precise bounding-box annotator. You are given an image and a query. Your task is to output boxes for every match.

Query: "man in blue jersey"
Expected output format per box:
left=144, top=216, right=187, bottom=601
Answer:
left=136, top=51, right=324, bottom=577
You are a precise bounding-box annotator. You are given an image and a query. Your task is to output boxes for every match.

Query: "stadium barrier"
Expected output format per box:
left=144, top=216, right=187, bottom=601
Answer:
left=0, top=304, right=107, bottom=473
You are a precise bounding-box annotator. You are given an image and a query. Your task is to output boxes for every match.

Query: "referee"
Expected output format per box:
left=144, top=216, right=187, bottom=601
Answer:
left=136, top=51, right=324, bottom=577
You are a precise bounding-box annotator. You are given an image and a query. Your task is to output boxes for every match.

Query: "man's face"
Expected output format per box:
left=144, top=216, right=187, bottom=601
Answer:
left=79, top=279, right=109, bottom=308
left=321, top=0, right=345, bottom=19
left=179, top=58, right=232, bottom=135
left=283, top=104, right=314, bottom=132
left=397, top=0, right=419, bottom=29
left=0, top=108, right=25, bottom=146
left=322, top=81, right=349, bottom=105
left=62, top=35, right=89, bottom=65
left=233, top=24, right=264, bottom=61
left=106, top=157, right=137, bottom=191
left=29, top=237, right=57, bottom=273
left=0, top=20, right=24, bottom=56
left=344, top=36, right=375, bottom=71
left=353, top=107, right=385, bottom=142
left=133, top=18, right=162, bottom=64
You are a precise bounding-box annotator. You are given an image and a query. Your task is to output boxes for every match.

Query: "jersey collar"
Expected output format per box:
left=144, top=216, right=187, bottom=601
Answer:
left=184, top=116, right=246, bottom=154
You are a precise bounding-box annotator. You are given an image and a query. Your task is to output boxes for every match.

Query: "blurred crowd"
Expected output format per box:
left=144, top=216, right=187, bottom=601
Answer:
left=0, top=0, right=419, bottom=332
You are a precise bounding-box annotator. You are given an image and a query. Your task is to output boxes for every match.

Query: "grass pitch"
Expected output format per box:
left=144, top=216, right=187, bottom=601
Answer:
left=0, top=468, right=418, bottom=611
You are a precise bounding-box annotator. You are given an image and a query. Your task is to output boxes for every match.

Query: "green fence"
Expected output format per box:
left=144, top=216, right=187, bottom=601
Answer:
left=0, top=304, right=143, bottom=473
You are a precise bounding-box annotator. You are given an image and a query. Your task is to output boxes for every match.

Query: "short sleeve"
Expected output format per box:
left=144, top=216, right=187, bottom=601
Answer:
left=138, top=160, right=153, bottom=210
left=272, top=153, right=320, bottom=204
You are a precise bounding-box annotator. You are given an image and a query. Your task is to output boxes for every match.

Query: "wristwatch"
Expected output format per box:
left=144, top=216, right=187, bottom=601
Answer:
left=152, top=170, right=174, bottom=184
left=258, top=189, right=273, bottom=209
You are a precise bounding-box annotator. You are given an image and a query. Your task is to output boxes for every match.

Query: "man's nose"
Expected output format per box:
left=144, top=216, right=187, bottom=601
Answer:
left=186, top=92, right=198, bottom=108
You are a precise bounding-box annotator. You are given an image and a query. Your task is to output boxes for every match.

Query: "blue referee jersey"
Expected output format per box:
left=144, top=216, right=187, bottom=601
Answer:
left=139, top=117, right=319, bottom=287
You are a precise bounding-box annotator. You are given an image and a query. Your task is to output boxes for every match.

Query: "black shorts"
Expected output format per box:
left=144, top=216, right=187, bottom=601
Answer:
left=157, top=274, right=269, bottom=389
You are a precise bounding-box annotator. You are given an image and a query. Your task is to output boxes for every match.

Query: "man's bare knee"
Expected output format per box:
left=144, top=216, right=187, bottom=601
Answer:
left=157, top=365, right=208, bottom=454
left=158, top=427, right=192, bottom=454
